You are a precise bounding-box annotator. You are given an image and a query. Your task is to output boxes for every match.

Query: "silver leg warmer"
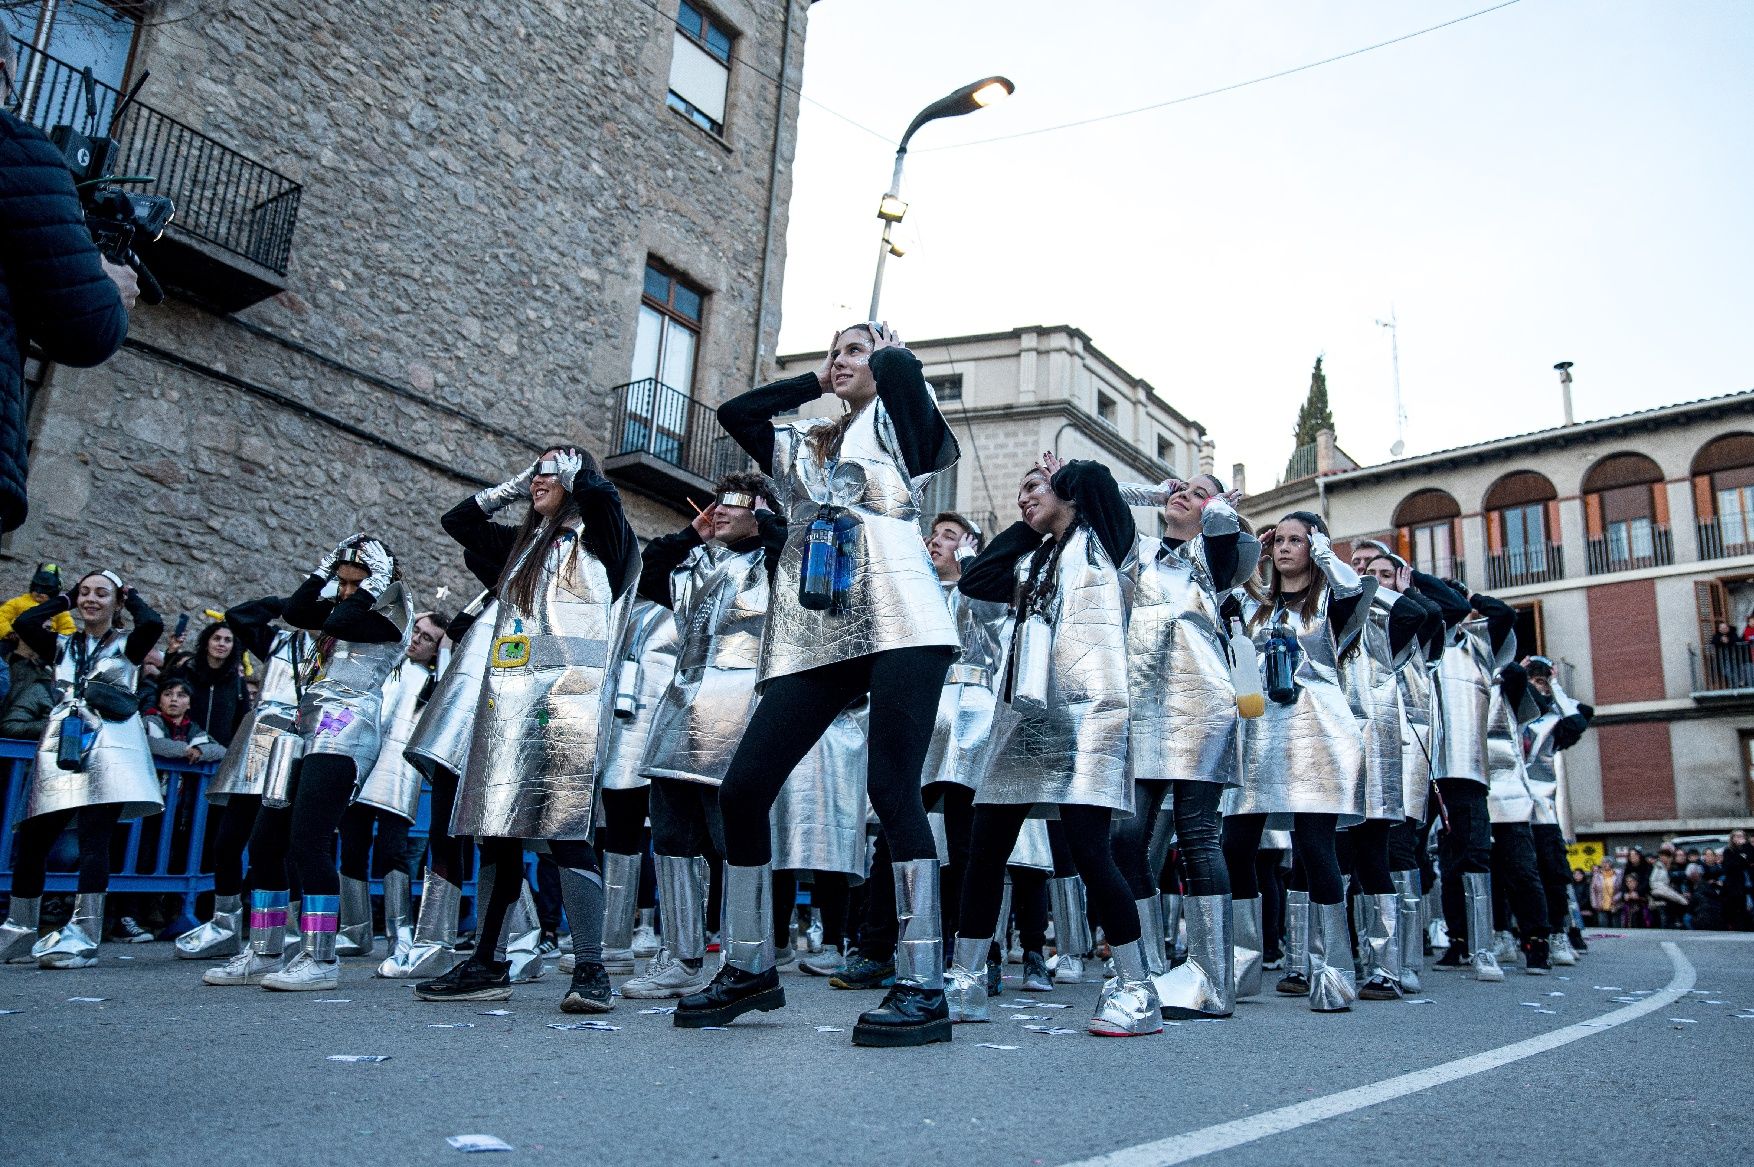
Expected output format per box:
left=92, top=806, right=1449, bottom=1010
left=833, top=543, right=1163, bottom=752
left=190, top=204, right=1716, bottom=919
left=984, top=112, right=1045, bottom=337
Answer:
left=0, top=895, right=41, bottom=964
left=1135, top=896, right=1168, bottom=978
left=601, top=851, right=641, bottom=957
left=1163, top=892, right=1186, bottom=962
left=1306, top=899, right=1357, bottom=1012
left=892, top=858, right=944, bottom=990
left=376, top=868, right=460, bottom=979
left=1048, top=876, right=1093, bottom=975
left=658, top=854, right=709, bottom=963
left=1464, top=871, right=1504, bottom=981
left=1231, top=896, right=1264, bottom=999
left=336, top=875, right=374, bottom=958
left=946, top=934, right=990, bottom=1022
left=380, top=870, right=413, bottom=963
left=36, top=892, right=103, bottom=968
left=992, top=878, right=1013, bottom=954
left=1283, top=889, right=1311, bottom=980
left=1156, top=893, right=1234, bottom=1018
left=175, top=893, right=244, bottom=960
left=1391, top=870, right=1424, bottom=992
left=504, top=880, right=546, bottom=983
left=722, top=862, right=774, bottom=974
left=1361, top=892, right=1402, bottom=991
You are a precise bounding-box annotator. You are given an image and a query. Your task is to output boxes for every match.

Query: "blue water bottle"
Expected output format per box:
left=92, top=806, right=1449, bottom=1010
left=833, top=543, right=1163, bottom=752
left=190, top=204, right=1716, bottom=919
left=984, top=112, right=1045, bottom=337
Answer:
left=830, top=510, right=859, bottom=614
left=1263, top=619, right=1299, bottom=705
left=799, top=506, right=838, bottom=611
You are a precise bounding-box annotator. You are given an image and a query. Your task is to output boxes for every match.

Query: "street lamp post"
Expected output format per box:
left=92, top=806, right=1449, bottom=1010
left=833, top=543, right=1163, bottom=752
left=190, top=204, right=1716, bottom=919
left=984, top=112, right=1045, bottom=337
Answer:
left=868, top=75, right=1014, bottom=319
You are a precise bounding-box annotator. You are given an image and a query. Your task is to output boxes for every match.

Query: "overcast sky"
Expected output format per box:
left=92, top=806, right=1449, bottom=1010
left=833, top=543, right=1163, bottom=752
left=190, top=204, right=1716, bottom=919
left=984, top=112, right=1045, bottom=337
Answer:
left=773, top=0, right=1754, bottom=487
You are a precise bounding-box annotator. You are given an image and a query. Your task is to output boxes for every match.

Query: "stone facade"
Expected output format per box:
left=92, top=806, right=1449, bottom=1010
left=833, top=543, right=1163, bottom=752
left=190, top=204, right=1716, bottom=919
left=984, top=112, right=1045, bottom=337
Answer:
left=8, top=0, right=809, bottom=616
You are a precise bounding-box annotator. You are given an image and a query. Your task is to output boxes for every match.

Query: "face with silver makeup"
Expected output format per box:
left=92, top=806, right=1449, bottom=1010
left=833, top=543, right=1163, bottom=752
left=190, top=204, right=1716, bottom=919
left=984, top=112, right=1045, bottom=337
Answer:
left=1018, top=452, right=1075, bottom=538
left=1159, top=474, right=1226, bottom=542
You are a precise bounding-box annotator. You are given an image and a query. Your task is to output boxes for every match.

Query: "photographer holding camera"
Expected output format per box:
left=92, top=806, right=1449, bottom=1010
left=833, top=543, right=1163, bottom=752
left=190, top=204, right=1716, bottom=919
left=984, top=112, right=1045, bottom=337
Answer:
left=0, top=37, right=137, bottom=533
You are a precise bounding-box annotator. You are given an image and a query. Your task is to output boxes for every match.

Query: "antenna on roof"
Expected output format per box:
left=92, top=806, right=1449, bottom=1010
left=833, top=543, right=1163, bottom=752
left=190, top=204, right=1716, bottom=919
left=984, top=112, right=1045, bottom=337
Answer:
left=1375, top=308, right=1405, bottom=456
left=1554, top=361, right=1575, bottom=425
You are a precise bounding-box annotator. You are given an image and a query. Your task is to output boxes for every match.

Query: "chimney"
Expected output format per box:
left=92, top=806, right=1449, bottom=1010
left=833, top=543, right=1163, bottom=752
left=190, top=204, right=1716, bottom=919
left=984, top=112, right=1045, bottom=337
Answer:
left=1315, top=427, right=1337, bottom=474
left=1231, top=462, right=1247, bottom=497
left=1199, top=437, right=1216, bottom=476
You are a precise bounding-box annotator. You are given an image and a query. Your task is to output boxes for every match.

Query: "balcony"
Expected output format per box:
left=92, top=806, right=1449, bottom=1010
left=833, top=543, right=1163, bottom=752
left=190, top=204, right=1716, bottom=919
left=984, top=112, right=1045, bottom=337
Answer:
left=603, top=379, right=749, bottom=510
left=1698, top=515, right=1754, bottom=562
left=1688, top=643, right=1754, bottom=701
left=12, top=39, right=302, bottom=311
left=1586, top=525, right=1673, bottom=576
left=1485, top=544, right=1565, bottom=590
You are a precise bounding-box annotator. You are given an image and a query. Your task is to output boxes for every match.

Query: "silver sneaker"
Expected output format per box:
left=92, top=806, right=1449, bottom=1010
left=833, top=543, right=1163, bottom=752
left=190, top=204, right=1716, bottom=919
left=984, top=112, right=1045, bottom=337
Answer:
left=945, top=937, right=990, bottom=1023
left=799, top=945, right=846, bottom=976
left=203, top=949, right=287, bottom=986
left=261, top=950, right=341, bottom=992
left=1088, top=941, right=1163, bottom=1037
left=621, top=950, right=714, bottom=999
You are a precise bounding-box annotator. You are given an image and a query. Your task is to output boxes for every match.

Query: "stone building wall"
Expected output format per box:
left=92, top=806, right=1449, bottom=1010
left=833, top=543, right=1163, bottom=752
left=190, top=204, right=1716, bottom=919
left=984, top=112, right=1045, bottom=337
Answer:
left=7, top=0, right=808, bottom=618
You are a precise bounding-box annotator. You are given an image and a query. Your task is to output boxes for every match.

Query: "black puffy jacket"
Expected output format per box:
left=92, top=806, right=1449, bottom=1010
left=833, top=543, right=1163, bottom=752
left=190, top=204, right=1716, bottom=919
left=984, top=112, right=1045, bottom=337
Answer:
left=0, top=111, right=130, bottom=531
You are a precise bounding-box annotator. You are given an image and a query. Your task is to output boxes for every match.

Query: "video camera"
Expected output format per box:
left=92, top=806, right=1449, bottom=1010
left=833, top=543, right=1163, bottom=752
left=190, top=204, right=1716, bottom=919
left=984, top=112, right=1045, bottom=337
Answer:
left=49, top=67, right=174, bottom=305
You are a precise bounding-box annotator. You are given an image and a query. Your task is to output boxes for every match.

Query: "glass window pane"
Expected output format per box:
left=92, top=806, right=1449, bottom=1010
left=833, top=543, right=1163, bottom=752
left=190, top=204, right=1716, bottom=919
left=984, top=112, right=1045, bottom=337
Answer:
left=659, top=318, right=696, bottom=393
left=668, top=30, right=728, bottom=124
left=706, top=24, right=732, bottom=63
left=677, top=1, right=703, bottom=39
left=643, top=265, right=670, bottom=305
left=672, top=283, right=702, bottom=323
left=631, top=305, right=663, bottom=384
left=2, top=4, right=42, bottom=46
left=1630, top=518, right=1654, bottom=559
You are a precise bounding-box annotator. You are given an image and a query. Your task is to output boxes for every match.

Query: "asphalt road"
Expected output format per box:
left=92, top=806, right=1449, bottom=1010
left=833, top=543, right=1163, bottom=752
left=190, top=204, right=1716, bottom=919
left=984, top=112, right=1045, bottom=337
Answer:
left=0, top=929, right=1746, bottom=1166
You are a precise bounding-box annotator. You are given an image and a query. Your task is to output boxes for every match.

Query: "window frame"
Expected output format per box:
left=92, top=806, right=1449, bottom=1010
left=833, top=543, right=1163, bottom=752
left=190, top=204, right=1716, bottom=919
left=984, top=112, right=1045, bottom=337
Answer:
left=665, top=0, right=734, bottom=138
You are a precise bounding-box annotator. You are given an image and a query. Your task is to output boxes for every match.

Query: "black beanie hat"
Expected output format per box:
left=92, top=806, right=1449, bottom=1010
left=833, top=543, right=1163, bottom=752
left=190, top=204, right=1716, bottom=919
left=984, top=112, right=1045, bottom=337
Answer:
left=29, top=563, right=61, bottom=594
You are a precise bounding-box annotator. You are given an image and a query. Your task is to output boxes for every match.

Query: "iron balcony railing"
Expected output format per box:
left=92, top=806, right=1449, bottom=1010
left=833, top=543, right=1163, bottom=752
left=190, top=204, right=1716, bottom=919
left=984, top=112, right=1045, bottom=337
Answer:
left=1410, top=555, right=1466, bottom=586
left=1485, top=543, right=1565, bottom=590
left=1585, top=525, right=1673, bottom=576
left=1697, top=514, right=1754, bottom=562
left=10, top=38, right=302, bottom=275
left=608, top=378, right=748, bottom=485
left=1689, top=643, right=1754, bottom=698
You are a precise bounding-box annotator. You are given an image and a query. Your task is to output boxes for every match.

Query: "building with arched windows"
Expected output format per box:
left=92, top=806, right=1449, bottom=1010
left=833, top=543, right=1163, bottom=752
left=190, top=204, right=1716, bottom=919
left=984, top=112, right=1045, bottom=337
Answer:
left=1240, top=389, right=1754, bottom=849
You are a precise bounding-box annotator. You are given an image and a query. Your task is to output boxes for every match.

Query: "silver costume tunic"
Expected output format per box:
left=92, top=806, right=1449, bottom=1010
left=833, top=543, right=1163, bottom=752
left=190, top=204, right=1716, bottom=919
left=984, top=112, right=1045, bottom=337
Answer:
left=1396, top=638, right=1435, bottom=822
left=451, top=519, right=636, bottom=841
left=351, top=659, right=432, bottom=822
left=598, top=601, right=678, bottom=792
left=1123, top=498, right=1257, bottom=787
left=1225, top=552, right=1371, bottom=827
left=1485, top=662, right=1535, bottom=825
left=27, top=633, right=161, bottom=822
left=1522, top=681, right=1581, bottom=834
left=980, top=524, right=1134, bottom=815
left=208, top=630, right=305, bottom=804
left=641, top=541, right=769, bottom=787
left=406, top=599, right=498, bottom=782
left=296, top=582, right=414, bottom=773
left=760, top=396, right=959, bottom=685
left=919, top=577, right=1009, bottom=795
left=1340, top=590, right=1409, bottom=822
left=771, top=701, right=870, bottom=878
left=1430, top=619, right=1504, bottom=788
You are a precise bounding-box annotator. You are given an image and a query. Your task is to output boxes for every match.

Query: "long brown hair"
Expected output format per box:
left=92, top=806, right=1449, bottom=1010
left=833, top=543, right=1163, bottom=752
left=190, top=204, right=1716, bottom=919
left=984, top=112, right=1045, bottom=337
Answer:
left=805, top=323, right=877, bottom=465
left=1251, top=510, right=1328, bottom=629
left=496, top=447, right=596, bottom=615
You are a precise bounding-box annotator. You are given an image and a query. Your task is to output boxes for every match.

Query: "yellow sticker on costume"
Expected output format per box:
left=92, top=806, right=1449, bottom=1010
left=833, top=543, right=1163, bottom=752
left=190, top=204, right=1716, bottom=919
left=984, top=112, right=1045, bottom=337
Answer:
left=491, top=634, right=531, bottom=669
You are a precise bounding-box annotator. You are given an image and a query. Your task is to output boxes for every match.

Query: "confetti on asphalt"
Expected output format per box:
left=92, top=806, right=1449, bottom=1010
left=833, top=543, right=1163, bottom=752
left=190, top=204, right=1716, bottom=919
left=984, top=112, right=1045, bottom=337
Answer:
left=1022, top=1025, right=1079, bottom=1035
left=1669, top=1018, right=1697, bottom=1025
left=1594, top=986, right=1622, bottom=991
left=477, top=1010, right=514, bottom=1017
left=1611, top=997, right=1640, bottom=1004
left=1520, top=1002, right=1544, bottom=1008
left=0, top=1009, right=22, bottom=1015
left=1705, top=1000, right=1729, bottom=1005
left=446, top=1134, right=513, bottom=1153
left=1732, top=1013, right=1754, bottom=1020
left=66, top=997, right=106, bottom=1003
left=637, top=1007, right=676, bottom=1016
left=327, top=1055, right=390, bottom=1063
left=1011, top=1015, right=1049, bottom=1021
left=316, top=999, right=352, bottom=1003
left=1033, top=1003, right=1072, bottom=1010
left=1405, top=998, right=1436, bottom=1005
left=429, top=1023, right=475, bottom=1029
left=548, top=1021, right=620, bottom=1032
left=1534, top=1009, right=1558, bottom=1015
left=696, top=1026, right=729, bottom=1031
left=116, top=955, right=132, bottom=960
left=992, top=1002, right=1031, bottom=1010
left=1547, top=992, right=1565, bottom=997
left=814, top=1026, right=845, bottom=1033
left=976, top=1043, right=1020, bottom=1050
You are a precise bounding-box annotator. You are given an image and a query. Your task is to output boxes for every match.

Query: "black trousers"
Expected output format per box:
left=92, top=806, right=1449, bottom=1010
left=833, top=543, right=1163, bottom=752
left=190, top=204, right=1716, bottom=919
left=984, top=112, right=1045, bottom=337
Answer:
left=1114, top=780, right=1229, bottom=900
left=338, top=802, right=411, bottom=881
left=1224, top=812, right=1344, bottom=904
left=1531, top=823, right=1573, bottom=933
left=9, top=803, right=124, bottom=896
left=649, top=776, right=726, bottom=860
left=598, top=785, right=648, bottom=855
left=1435, top=778, right=1492, bottom=942
left=863, top=783, right=975, bottom=959
left=207, top=794, right=261, bottom=897
left=1346, top=819, right=1395, bottom=895
left=473, top=835, right=597, bottom=960
left=958, top=803, right=1141, bottom=948
left=1257, top=850, right=1286, bottom=961
left=246, top=754, right=356, bottom=898
left=421, top=766, right=466, bottom=884
left=718, top=647, right=951, bottom=867
left=1490, top=821, right=1549, bottom=937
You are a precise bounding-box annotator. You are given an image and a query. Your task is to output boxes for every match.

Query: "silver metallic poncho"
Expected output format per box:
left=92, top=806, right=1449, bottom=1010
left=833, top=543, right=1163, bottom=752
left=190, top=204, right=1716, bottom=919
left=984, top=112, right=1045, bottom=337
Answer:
left=208, top=629, right=305, bottom=804
left=760, top=397, right=959, bottom=685
left=920, top=576, right=1008, bottom=796
left=1485, top=646, right=1535, bottom=824
left=27, top=633, right=161, bottom=822
left=451, top=519, right=636, bottom=841
left=296, top=582, right=414, bottom=772
left=1340, top=589, right=1410, bottom=822
left=406, top=598, right=497, bottom=783
left=351, top=658, right=431, bottom=823
left=1430, top=619, right=1504, bottom=788
left=598, top=600, right=678, bottom=792
left=1396, top=636, right=1435, bottom=822
left=1521, top=679, right=1582, bottom=835
left=1122, top=497, right=1257, bottom=787
left=641, top=541, right=769, bottom=787
left=1225, top=547, right=1371, bottom=826
left=771, top=700, right=870, bottom=878
left=979, top=523, right=1134, bottom=815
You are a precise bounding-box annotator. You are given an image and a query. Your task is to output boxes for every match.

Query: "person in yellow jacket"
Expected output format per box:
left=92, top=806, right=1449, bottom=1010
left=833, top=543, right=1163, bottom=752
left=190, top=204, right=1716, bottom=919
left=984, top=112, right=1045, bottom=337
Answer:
left=0, top=563, right=74, bottom=639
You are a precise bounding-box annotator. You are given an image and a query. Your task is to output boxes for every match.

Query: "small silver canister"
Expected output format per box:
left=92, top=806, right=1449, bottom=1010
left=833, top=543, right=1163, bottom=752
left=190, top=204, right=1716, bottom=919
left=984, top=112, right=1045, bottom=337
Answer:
left=615, top=658, right=640, bottom=719
left=261, top=733, right=304, bottom=809
left=1011, top=613, right=1053, bottom=709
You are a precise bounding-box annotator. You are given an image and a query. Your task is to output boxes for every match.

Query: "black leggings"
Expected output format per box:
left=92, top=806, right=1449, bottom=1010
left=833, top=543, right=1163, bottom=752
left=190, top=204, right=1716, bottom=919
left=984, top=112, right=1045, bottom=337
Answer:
left=1435, top=778, right=1491, bottom=940
left=1010, top=868, right=1049, bottom=952
left=1223, top=812, right=1344, bottom=904
left=1114, top=780, right=1229, bottom=900
left=1346, top=819, right=1395, bottom=895
left=650, top=777, right=727, bottom=859
left=1531, top=823, right=1573, bottom=933
left=718, top=647, right=952, bottom=867
left=9, top=803, right=124, bottom=897
left=959, top=803, right=1141, bottom=947
left=812, top=871, right=850, bottom=950
left=423, top=766, right=465, bottom=884
left=599, top=785, right=649, bottom=856
left=473, top=835, right=598, bottom=960
left=208, top=794, right=261, bottom=897
left=338, top=803, right=411, bottom=881
left=245, top=754, right=356, bottom=897
left=863, top=783, right=975, bottom=957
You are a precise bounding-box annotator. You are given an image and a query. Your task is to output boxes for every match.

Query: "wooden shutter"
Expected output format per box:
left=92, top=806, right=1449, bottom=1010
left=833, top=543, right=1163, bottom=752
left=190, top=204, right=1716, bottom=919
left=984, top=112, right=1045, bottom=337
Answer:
left=1584, top=492, right=1604, bottom=540
left=1696, top=578, right=1728, bottom=652
left=1693, top=474, right=1715, bottom=521
left=1486, top=509, right=1504, bottom=554
left=1395, top=527, right=1412, bottom=561
left=1651, top=482, right=1670, bottom=527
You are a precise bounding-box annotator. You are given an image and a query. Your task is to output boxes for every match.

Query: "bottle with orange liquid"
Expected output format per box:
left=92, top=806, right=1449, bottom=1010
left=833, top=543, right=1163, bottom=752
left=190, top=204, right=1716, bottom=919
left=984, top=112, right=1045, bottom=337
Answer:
left=1228, top=618, right=1265, bottom=718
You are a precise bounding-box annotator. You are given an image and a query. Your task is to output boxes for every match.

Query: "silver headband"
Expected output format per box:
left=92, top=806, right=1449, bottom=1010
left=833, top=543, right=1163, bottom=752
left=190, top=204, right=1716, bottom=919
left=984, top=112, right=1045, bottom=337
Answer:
left=337, top=546, right=368, bottom=566
left=717, top=491, right=757, bottom=510
left=534, top=459, right=562, bottom=476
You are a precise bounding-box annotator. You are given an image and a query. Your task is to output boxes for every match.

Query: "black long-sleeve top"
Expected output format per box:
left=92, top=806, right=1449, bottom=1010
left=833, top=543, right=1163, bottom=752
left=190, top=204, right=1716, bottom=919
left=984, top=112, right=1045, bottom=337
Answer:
left=960, top=461, right=1136, bottom=605
left=1383, top=589, right=1430, bottom=658
left=282, top=574, right=402, bottom=643
left=1469, top=591, right=1520, bottom=659
left=15, top=591, right=163, bottom=665
left=638, top=510, right=787, bottom=609
left=716, top=348, right=955, bottom=480
left=1409, top=570, right=1470, bottom=629
left=441, top=471, right=640, bottom=602
left=223, top=595, right=288, bottom=662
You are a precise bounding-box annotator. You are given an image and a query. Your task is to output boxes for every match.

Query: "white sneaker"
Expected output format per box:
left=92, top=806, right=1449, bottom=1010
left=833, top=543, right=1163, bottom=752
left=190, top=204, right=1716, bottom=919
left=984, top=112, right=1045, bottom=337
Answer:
left=799, top=945, right=846, bottom=976
left=621, top=950, right=714, bottom=999
left=261, top=951, right=340, bottom=991
left=603, top=947, right=637, bottom=975
left=774, top=946, right=797, bottom=971
left=1470, top=951, right=1505, bottom=983
left=631, top=923, right=660, bottom=959
left=1054, top=953, right=1089, bottom=983
left=204, top=949, right=286, bottom=986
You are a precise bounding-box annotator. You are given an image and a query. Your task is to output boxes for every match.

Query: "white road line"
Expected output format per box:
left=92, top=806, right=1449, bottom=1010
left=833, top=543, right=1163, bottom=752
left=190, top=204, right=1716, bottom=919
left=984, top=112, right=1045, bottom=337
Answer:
left=1059, top=941, right=1696, bottom=1167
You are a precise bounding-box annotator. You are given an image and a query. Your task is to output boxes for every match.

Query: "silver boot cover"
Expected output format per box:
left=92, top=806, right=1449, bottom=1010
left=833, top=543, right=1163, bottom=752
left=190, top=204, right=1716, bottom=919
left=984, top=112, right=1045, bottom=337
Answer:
left=1089, top=940, right=1164, bottom=1036
left=658, top=854, right=710, bottom=963
left=1463, top=871, right=1503, bottom=982
left=0, top=895, right=42, bottom=963
left=377, top=869, right=460, bottom=979
left=1135, top=896, right=1168, bottom=978
left=1391, top=869, right=1424, bottom=993
left=946, top=934, right=990, bottom=1022
left=1362, top=892, right=1402, bottom=992
left=722, top=863, right=775, bottom=974
left=1231, top=896, right=1264, bottom=999
left=1164, top=892, right=1186, bottom=962
left=336, top=875, right=374, bottom=958
left=36, top=892, right=103, bottom=968
left=175, top=894, right=244, bottom=960
left=1306, top=899, right=1357, bottom=1012
left=1283, top=890, right=1311, bottom=980
left=1155, top=894, right=1234, bottom=1018
left=892, top=858, right=944, bottom=990
left=380, top=869, right=413, bottom=964
left=601, top=850, right=641, bottom=955
left=1048, top=876, right=1093, bottom=977
left=504, top=881, right=546, bottom=983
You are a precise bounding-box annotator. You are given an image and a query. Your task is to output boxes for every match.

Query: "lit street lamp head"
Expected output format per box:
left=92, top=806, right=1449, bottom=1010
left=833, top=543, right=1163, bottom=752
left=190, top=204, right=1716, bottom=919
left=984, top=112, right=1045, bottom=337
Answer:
left=898, top=75, right=1015, bottom=149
